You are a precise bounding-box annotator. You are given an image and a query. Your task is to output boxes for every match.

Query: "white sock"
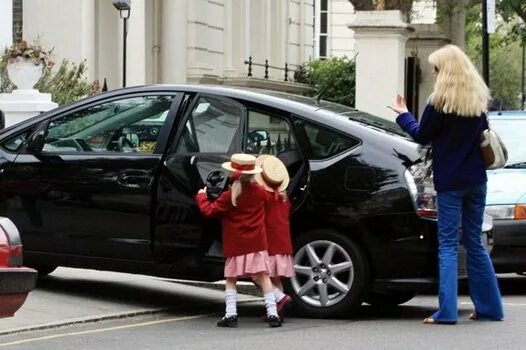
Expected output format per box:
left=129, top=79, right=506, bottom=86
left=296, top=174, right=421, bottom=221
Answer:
left=264, top=292, right=278, bottom=317
left=225, top=289, right=237, bottom=317
left=274, top=288, right=286, bottom=302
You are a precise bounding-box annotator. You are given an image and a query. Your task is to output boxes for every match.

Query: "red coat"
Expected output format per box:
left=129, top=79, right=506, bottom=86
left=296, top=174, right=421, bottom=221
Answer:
left=265, top=193, right=293, bottom=255
left=195, top=183, right=268, bottom=258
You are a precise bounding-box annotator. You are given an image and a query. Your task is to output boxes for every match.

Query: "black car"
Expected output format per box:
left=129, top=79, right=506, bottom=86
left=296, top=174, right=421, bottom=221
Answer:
left=0, top=85, right=477, bottom=317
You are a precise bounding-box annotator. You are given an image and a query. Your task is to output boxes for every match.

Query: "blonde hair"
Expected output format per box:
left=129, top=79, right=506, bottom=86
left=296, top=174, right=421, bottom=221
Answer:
left=231, top=174, right=255, bottom=206
left=428, top=45, right=490, bottom=117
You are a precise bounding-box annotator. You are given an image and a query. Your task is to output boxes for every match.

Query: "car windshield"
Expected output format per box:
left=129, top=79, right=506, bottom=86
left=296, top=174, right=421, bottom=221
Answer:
left=491, top=118, right=526, bottom=167
left=261, top=91, right=407, bottom=137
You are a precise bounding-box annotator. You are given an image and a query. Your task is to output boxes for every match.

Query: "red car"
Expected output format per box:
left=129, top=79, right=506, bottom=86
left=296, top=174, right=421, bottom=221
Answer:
left=0, top=217, right=37, bottom=318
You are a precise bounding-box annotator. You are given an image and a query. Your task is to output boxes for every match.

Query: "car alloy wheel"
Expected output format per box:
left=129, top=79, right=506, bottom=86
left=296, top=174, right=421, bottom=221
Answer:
left=291, top=240, right=355, bottom=308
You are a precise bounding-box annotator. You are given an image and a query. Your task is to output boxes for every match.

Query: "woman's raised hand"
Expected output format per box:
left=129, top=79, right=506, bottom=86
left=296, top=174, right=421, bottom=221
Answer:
left=389, top=94, right=409, bottom=114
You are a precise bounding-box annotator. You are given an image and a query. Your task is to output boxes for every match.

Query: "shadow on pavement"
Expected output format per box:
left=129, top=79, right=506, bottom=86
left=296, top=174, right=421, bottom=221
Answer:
left=34, top=274, right=233, bottom=315
left=33, top=272, right=524, bottom=321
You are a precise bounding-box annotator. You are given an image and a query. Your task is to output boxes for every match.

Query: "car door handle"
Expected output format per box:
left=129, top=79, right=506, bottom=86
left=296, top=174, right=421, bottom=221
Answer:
left=117, top=171, right=152, bottom=188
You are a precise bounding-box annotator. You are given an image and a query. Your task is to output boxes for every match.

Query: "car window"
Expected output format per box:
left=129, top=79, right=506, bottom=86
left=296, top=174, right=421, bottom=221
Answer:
left=0, top=128, right=36, bottom=153
left=42, top=95, right=175, bottom=154
left=176, top=96, right=243, bottom=153
left=245, top=110, right=297, bottom=155
left=298, top=120, right=360, bottom=160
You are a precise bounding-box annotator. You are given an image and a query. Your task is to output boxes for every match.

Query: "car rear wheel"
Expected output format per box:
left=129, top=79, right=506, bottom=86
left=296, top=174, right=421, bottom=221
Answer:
left=364, top=291, right=417, bottom=306
left=31, top=265, right=58, bottom=277
left=287, top=230, right=369, bottom=318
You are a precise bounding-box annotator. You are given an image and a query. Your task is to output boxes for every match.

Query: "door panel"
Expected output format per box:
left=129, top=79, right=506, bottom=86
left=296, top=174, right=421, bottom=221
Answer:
left=2, top=93, right=182, bottom=260
left=153, top=95, right=245, bottom=264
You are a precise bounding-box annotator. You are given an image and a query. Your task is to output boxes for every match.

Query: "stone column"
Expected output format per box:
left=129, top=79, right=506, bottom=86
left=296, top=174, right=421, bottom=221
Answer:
left=0, top=0, right=12, bottom=50
left=160, top=0, right=188, bottom=84
left=406, top=24, right=450, bottom=117
left=127, top=0, right=147, bottom=86
left=348, top=10, right=413, bottom=121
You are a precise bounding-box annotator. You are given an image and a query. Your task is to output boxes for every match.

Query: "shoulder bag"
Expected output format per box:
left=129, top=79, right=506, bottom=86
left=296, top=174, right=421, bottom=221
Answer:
left=480, top=115, right=508, bottom=170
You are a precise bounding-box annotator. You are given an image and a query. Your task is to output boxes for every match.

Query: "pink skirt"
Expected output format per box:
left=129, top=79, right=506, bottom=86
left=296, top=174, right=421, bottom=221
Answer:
left=224, top=250, right=271, bottom=278
left=268, top=254, right=294, bottom=277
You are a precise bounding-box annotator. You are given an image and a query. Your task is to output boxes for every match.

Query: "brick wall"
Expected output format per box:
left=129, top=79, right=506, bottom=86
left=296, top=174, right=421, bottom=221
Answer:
left=12, top=0, right=23, bottom=42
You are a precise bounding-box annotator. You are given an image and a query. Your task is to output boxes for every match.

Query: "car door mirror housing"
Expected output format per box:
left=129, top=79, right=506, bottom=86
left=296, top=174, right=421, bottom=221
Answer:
left=26, top=130, right=46, bottom=154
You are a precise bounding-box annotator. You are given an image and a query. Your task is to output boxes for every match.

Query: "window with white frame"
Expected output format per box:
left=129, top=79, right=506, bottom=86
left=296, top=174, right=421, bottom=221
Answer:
left=314, top=0, right=329, bottom=59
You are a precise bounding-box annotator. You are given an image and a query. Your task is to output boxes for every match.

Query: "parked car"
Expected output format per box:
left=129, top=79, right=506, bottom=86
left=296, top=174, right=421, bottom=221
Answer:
left=0, top=86, right=491, bottom=317
left=486, top=111, right=526, bottom=274
left=0, top=217, right=37, bottom=318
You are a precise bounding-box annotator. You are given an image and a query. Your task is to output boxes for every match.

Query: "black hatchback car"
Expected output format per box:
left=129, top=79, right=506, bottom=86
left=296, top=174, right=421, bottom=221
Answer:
left=0, top=85, right=471, bottom=317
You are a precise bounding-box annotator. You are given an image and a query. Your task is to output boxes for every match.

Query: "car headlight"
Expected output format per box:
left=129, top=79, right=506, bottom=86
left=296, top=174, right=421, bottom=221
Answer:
left=485, top=204, right=526, bottom=220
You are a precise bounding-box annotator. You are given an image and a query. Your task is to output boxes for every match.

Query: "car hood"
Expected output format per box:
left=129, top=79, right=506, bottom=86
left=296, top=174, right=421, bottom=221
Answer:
left=487, top=169, right=526, bottom=205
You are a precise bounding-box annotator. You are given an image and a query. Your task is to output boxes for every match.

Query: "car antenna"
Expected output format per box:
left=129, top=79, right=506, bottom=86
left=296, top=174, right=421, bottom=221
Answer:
left=312, top=53, right=358, bottom=105
left=313, top=75, right=339, bottom=105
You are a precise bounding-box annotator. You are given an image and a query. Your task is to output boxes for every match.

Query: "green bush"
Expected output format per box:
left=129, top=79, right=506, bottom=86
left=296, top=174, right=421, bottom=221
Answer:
left=295, top=56, right=356, bottom=107
left=1, top=58, right=99, bottom=106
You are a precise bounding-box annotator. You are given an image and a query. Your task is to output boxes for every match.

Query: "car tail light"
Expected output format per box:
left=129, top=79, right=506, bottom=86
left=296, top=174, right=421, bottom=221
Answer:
left=404, top=163, right=437, bottom=219
left=0, top=227, right=9, bottom=267
left=0, top=220, right=23, bottom=267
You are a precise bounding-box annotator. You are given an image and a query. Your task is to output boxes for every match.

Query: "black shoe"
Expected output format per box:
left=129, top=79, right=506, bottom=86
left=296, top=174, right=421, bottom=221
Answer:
left=267, top=315, right=282, bottom=328
left=217, top=315, right=238, bottom=328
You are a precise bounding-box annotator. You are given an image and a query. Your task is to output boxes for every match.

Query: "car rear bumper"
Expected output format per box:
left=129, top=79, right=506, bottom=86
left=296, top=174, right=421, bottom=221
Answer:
left=0, top=267, right=38, bottom=317
left=490, top=220, right=526, bottom=273
left=492, top=220, right=526, bottom=246
left=491, top=246, right=526, bottom=273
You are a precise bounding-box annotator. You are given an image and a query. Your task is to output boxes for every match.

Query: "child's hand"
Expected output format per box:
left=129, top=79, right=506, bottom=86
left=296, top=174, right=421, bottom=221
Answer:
left=198, top=187, right=207, bottom=195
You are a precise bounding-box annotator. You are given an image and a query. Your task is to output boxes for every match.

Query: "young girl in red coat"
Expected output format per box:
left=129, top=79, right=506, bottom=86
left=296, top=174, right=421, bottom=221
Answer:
left=195, top=154, right=281, bottom=328
left=255, top=155, right=294, bottom=318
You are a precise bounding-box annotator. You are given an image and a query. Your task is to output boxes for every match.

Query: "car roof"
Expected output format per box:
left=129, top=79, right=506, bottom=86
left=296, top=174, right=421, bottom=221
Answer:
left=0, top=84, right=408, bottom=145
left=487, top=110, right=526, bottom=119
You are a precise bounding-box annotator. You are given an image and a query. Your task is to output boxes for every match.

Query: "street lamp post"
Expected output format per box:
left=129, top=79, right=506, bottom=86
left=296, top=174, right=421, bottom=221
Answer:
left=522, top=41, right=525, bottom=110
left=113, top=0, right=131, bottom=88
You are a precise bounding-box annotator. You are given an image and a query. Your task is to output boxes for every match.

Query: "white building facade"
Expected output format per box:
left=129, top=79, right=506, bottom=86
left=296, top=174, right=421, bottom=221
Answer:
left=3, top=0, right=444, bottom=121
left=19, top=0, right=315, bottom=92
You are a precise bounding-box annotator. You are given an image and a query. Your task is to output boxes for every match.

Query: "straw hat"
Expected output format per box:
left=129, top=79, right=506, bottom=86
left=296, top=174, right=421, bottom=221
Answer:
left=255, top=155, right=290, bottom=193
left=221, top=153, right=262, bottom=175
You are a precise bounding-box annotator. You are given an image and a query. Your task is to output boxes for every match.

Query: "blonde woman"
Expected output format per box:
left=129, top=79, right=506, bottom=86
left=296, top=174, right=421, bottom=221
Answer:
left=390, top=45, right=503, bottom=324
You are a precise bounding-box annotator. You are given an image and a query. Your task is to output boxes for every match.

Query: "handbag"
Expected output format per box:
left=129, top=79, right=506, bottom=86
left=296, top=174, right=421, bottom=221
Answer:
left=480, top=120, right=508, bottom=170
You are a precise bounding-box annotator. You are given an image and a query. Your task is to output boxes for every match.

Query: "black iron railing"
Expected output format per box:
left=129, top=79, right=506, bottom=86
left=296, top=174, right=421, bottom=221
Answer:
left=243, top=56, right=300, bottom=82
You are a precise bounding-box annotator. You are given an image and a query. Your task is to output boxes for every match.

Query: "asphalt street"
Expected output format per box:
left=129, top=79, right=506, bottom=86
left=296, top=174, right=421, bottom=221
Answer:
left=0, top=270, right=524, bottom=349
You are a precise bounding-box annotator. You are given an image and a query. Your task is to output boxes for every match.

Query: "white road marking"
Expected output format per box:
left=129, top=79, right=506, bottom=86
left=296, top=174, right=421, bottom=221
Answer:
left=0, top=314, right=210, bottom=347
left=460, top=302, right=526, bottom=307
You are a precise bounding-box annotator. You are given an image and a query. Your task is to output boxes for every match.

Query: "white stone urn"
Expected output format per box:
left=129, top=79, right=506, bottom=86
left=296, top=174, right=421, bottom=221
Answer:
left=6, top=58, right=44, bottom=91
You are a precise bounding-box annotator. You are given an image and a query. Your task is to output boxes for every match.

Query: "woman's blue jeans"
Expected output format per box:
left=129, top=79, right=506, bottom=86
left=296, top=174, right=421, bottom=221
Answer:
left=433, top=183, right=504, bottom=323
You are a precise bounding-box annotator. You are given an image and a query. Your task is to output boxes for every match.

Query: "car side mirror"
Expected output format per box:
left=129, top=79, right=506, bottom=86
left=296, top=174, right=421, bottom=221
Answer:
left=26, top=130, right=46, bottom=154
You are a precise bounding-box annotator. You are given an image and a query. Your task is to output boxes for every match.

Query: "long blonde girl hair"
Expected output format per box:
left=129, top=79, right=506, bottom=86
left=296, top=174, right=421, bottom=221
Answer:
left=231, top=174, right=255, bottom=206
left=428, top=45, right=490, bottom=117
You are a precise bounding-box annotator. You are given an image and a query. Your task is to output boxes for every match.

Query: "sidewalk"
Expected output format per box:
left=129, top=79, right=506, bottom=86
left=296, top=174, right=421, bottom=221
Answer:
left=0, top=268, right=260, bottom=336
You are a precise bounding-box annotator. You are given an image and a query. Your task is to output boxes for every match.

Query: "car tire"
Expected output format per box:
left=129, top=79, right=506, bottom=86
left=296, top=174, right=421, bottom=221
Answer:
left=364, top=291, right=417, bottom=307
left=31, top=265, right=58, bottom=277
left=285, top=229, right=369, bottom=318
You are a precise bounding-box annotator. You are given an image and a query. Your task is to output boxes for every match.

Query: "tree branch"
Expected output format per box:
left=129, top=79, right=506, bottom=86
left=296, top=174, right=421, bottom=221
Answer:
left=511, top=4, right=526, bottom=23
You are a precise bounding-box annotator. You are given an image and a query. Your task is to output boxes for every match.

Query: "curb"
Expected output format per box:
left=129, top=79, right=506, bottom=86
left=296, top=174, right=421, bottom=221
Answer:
left=0, top=288, right=263, bottom=337
left=170, top=280, right=261, bottom=297
left=0, top=308, right=168, bottom=337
